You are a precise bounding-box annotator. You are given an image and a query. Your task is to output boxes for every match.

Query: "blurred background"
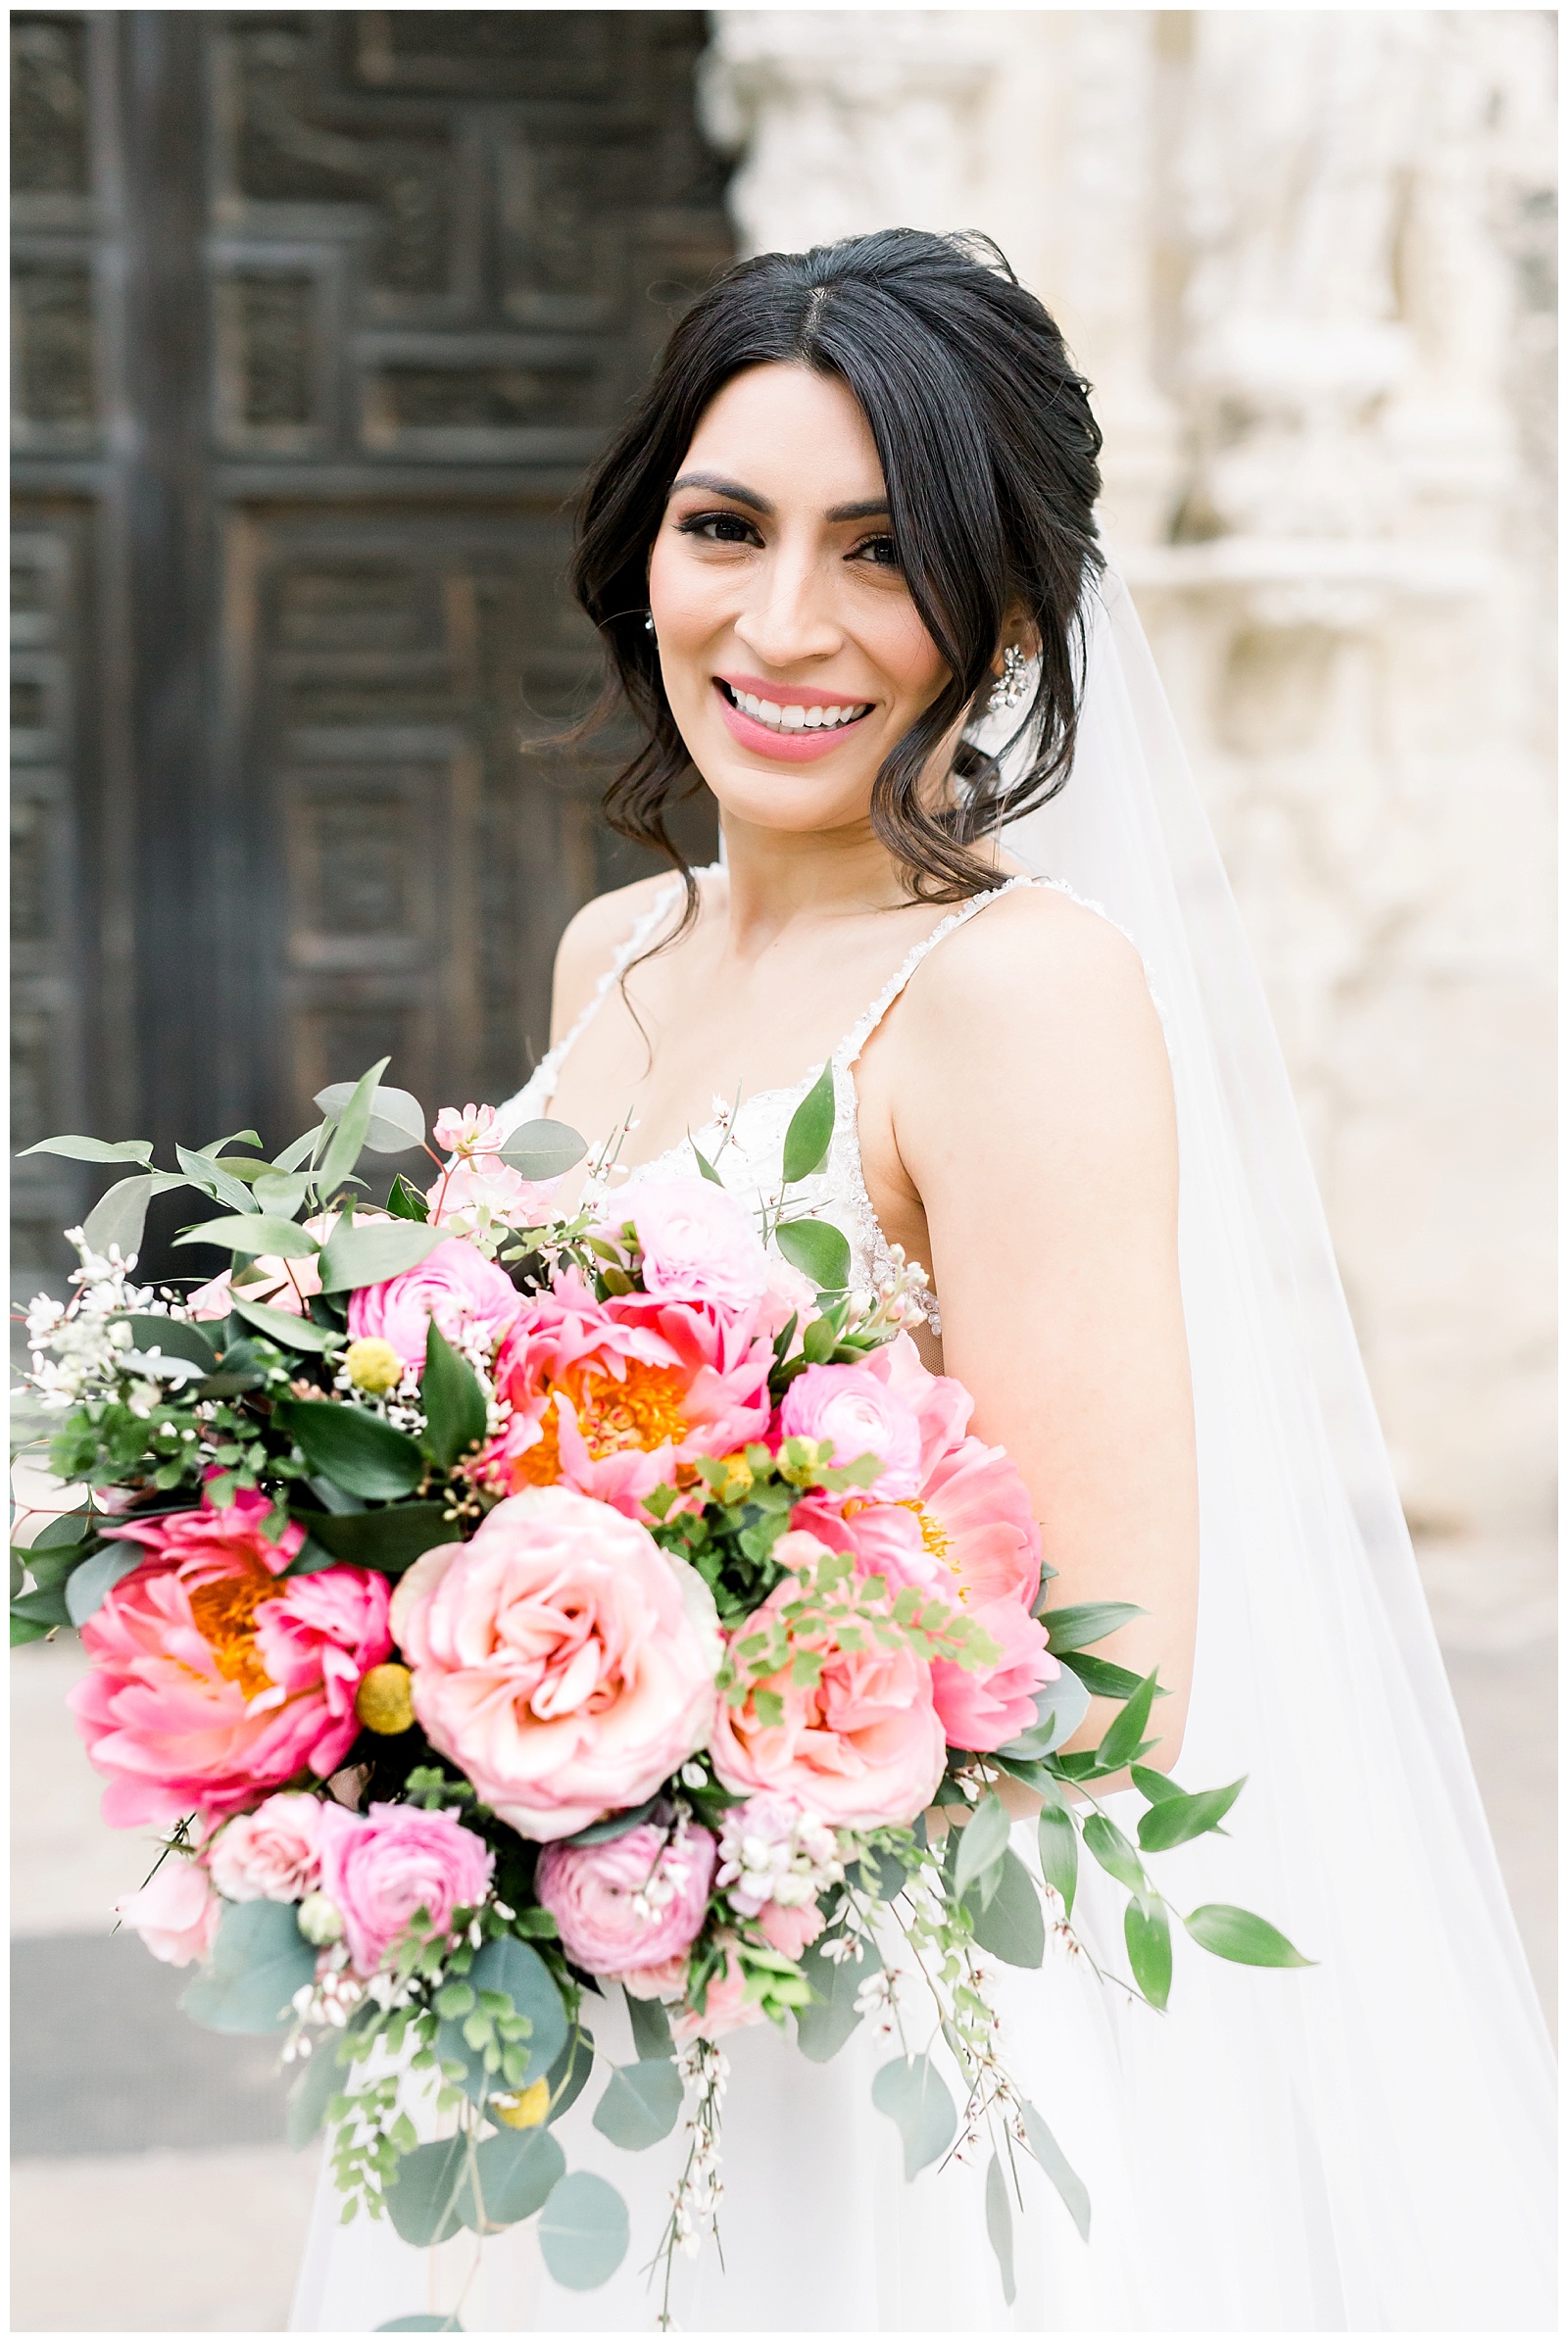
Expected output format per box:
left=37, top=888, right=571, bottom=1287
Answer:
left=10, top=10, right=1555, bottom=2331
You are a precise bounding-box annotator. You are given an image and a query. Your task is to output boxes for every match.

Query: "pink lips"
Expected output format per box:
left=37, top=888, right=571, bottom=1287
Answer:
left=711, top=677, right=872, bottom=764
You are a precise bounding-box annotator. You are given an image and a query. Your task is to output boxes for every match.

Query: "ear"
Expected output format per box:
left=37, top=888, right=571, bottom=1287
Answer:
left=990, top=608, right=1042, bottom=674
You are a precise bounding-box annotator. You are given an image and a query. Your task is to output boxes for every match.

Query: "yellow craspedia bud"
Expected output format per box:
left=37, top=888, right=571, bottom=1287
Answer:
left=714, top=1451, right=755, bottom=1506
left=490, top=2078, right=550, bottom=2129
left=344, top=1338, right=403, bottom=1395
left=354, top=1662, right=416, bottom=1735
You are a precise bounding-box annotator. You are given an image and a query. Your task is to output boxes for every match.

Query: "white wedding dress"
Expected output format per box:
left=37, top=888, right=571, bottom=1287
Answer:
left=291, top=575, right=1555, bottom=2334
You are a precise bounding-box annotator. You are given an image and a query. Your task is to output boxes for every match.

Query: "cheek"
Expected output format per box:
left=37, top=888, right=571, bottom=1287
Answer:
left=866, top=595, right=949, bottom=707
left=647, top=536, right=726, bottom=661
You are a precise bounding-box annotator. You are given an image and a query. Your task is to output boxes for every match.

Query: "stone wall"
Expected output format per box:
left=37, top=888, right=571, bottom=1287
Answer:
left=702, top=8, right=1556, bottom=1537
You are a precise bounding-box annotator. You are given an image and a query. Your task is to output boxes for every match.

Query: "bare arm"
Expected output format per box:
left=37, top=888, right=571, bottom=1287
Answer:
left=892, top=891, right=1198, bottom=1769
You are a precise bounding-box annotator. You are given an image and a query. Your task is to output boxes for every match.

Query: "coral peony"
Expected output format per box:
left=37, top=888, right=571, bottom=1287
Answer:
left=317, top=1800, right=494, bottom=1976
left=670, top=1940, right=769, bottom=2049
left=116, top=1857, right=222, bottom=1966
left=347, top=1235, right=519, bottom=1373
left=71, top=1489, right=392, bottom=1828
left=206, top=1791, right=324, bottom=1903
left=536, top=1819, right=716, bottom=1976
left=613, top=1176, right=768, bottom=1315
left=391, top=1486, right=720, bottom=1841
left=710, top=1563, right=947, bottom=1830
left=779, top=1362, right=922, bottom=1500
left=481, top=1270, right=771, bottom=1515
left=929, top=1595, right=1056, bottom=1753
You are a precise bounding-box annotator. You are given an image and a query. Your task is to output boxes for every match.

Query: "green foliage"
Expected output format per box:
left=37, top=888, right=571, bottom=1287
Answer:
left=1037, top=1804, right=1078, bottom=1918
left=625, top=1991, right=674, bottom=2062
left=117, top=1315, right=220, bottom=1369
left=499, top=1119, right=589, bottom=1180
left=183, top=1897, right=317, bottom=2033
left=384, top=2133, right=470, bottom=2247
left=466, top=1937, right=570, bottom=2084
left=592, top=2060, right=684, bottom=2151
left=871, top=2052, right=957, bottom=2179
left=1061, top=1650, right=1161, bottom=1702
left=1125, top=1893, right=1173, bottom=2009
left=278, top=1398, right=425, bottom=1501
left=545, top=2025, right=596, bottom=2122
left=1136, top=1777, right=1246, bottom=1852
left=317, top=1058, right=391, bottom=1193
left=796, top=1933, right=881, bottom=2063
left=228, top=1296, right=333, bottom=1352
left=774, top=1216, right=852, bottom=1292
left=85, top=1172, right=187, bottom=1258
left=1081, top=1813, right=1146, bottom=1894
left=318, top=1222, right=447, bottom=1293
left=19, top=1133, right=154, bottom=1164
left=967, top=1848, right=1046, bottom=1969
left=1019, top=2098, right=1091, bottom=2240
left=287, top=2031, right=351, bottom=2148
left=471, top=2124, right=565, bottom=2225
left=64, top=1541, right=147, bottom=1626
left=419, top=1325, right=488, bottom=1471
left=314, top=1075, right=424, bottom=1156
left=985, top=2150, right=1016, bottom=2306
left=173, top=1212, right=318, bottom=1259
left=386, top=1174, right=430, bottom=1222
left=288, top=1503, right=460, bottom=1576
left=536, top=2170, right=631, bottom=2291
left=1094, top=1668, right=1161, bottom=1770
left=952, top=1790, right=1011, bottom=1897
left=997, top=1667, right=1090, bottom=1760
left=1183, top=1904, right=1314, bottom=1968
left=1039, top=1600, right=1145, bottom=1653
left=781, top=1062, right=836, bottom=1183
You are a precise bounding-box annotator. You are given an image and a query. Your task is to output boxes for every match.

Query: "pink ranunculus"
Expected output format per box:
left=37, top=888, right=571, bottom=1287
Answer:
left=347, top=1235, right=519, bottom=1373
left=206, top=1791, right=324, bottom=1903
left=116, top=1857, right=222, bottom=1967
left=71, top=1489, right=392, bottom=1829
left=480, top=1270, right=771, bottom=1516
left=390, top=1486, right=721, bottom=1841
left=756, top=1899, right=825, bottom=1959
left=535, top=1819, right=716, bottom=1976
left=779, top=1362, right=923, bottom=1500
left=317, top=1801, right=495, bottom=1977
left=930, top=1595, right=1056, bottom=1753
left=616, top=1953, right=691, bottom=2001
left=670, top=1939, right=769, bottom=2050
left=615, top=1176, right=768, bottom=1315
left=710, top=1568, right=947, bottom=1830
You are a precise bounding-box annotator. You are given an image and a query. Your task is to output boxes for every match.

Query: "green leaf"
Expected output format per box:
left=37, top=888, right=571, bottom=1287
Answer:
left=1129, top=1763, right=1185, bottom=1806
left=172, top=1213, right=319, bottom=1260
left=1040, top=1600, right=1145, bottom=1654
left=289, top=1502, right=460, bottom=1576
left=689, top=1141, right=723, bottom=1186
left=625, top=1991, right=674, bottom=2063
left=386, top=1173, right=430, bottom=1222
left=953, top=1791, right=1011, bottom=1897
left=1136, top=1777, right=1246, bottom=1853
left=84, top=1174, right=182, bottom=1260
left=774, top=1217, right=851, bottom=1292
left=183, top=1898, right=316, bottom=2033
left=545, top=2024, right=596, bottom=2122
left=997, top=1667, right=1090, bottom=1760
left=470, top=2124, right=565, bottom=2227
left=275, top=1124, right=324, bottom=1173
left=559, top=1796, right=661, bottom=1848
left=318, top=1221, right=448, bottom=1293
left=796, top=1933, right=881, bottom=2063
left=385, top=2133, right=469, bottom=2248
left=176, top=1145, right=259, bottom=1215
left=468, top=1937, right=569, bottom=2083
left=228, top=1295, right=334, bottom=1352
left=277, top=1399, right=425, bottom=1501
left=65, top=1541, right=148, bottom=1626
left=871, top=2052, right=956, bottom=2180
left=377, top=2321, right=465, bottom=2333
left=1037, top=1804, right=1078, bottom=1918
left=11, top=1584, right=72, bottom=1628
left=1081, top=1813, right=1145, bottom=1893
left=781, top=1062, right=835, bottom=1183
left=592, top=2059, right=683, bottom=2151
left=1095, top=1668, right=1161, bottom=1772
left=1019, top=2098, right=1091, bottom=2240
left=286, top=2032, right=348, bottom=2147
left=116, top=1314, right=220, bottom=1369
left=253, top=1172, right=311, bottom=1219
left=497, top=1119, right=588, bottom=1181
left=1182, top=1904, right=1314, bottom=1968
left=1059, top=1650, right=1158, bottom=1702
left=846, top=1844, right=906, bottom=1902
left=537, top=2170, right=630, bottom=2291
left=985, top=2149, right=1016, bottom=2306
left=10, top=1613, right=51, bottom=1646
left=968, top=1847, right=1046, bottom=1969
left=25, top=1512, right=92, bottom=1554
left=18, top=1133, right=153, bottom=1164
left=420, top=1323, right=489, bottom=1471
left=1125, top=1893, right=1173, bottom=2009
left=315, top=1075, right=424, bottom=1156
left=317, top=1058, right=391, bottom=1193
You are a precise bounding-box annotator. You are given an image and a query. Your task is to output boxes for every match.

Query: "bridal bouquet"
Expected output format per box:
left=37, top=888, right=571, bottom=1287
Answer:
left=13, top=1061, right=1306, bottom=2324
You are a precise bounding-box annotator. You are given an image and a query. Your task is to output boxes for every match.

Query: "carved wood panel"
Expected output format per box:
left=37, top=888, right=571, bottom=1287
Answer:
left=12, top=10, right=728, bottom=1276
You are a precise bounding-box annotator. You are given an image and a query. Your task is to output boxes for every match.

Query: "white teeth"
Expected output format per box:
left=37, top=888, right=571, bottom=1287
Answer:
left=728, top=686, right=867, bottom=733
left=759, top=699, right=781, bottom=724
left=804, top=707, right=823, bottom=728
left=781, top=705, right=806, bottom=729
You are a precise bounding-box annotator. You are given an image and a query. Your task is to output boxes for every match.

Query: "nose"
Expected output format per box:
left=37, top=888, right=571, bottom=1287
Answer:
left=731, top=539, right=843, bottom=674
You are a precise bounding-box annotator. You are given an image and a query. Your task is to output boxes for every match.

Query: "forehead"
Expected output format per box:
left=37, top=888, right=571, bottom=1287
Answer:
left=678, top=364, right=885, bottom=500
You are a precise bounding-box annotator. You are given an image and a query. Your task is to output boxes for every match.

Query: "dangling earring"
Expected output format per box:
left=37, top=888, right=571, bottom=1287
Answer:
left=644, top=613, right=657, bottom=638
left=987, top=644, right=1029, bottom=713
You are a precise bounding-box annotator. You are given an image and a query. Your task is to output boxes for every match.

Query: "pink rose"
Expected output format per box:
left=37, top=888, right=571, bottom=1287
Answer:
left=536, top=1820, right=716, bottom=1976
left=710, top=1566, right=946, bottom=1830
left=116, top=1858, right=222, bottom=1967
left=206, top=1792, right=324, bottom=1903
left=71, top=1489, right=392, bottom=1828
left=671, top=1940, right=769, bottom=2049
left=347, top=1236, right=519, bottom=1374
left=317, top=1801, right=494, bottom=1977
left=614, top=1177, right=768, bottom=1315
left=391, top=1486, right=720, bottom=1841
left=756, top=1900, right=825, bottom=1959
left=778, top=1363, right=922, bottom=1500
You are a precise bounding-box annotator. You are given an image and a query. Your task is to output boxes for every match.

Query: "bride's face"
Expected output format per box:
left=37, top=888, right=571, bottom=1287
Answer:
left=647, top=363, right=954, bottom=836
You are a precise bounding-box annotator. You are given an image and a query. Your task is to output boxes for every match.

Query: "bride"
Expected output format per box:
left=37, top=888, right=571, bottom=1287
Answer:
left=292, top=230, right=1554, bottom=2332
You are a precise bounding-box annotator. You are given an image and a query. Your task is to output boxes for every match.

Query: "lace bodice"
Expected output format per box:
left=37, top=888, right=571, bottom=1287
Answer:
left=496, top=867, right=1047, bottom=1339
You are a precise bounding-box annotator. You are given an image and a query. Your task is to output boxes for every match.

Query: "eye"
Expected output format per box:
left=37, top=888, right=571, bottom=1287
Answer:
left=675, top=510, right=761, bottom=548
left=853, top=533, right=902, bottom=570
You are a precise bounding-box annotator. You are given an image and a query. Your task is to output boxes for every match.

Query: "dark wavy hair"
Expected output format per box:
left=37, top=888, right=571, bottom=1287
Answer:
left=572, top=228, right=1103, bottom=920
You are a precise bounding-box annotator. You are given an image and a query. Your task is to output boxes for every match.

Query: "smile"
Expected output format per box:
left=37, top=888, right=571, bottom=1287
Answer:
left=712, top=676, right=874, bottom=763
left=718, top=681, right=871, bottom=732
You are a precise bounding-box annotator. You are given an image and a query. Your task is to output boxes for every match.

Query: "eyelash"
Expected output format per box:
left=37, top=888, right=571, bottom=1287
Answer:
left=674, top=510, right=901, bottom=569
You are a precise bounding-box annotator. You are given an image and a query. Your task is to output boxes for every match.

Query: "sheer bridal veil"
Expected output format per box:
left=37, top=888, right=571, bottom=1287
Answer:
left=996, top=567, right=1555, bottom=2328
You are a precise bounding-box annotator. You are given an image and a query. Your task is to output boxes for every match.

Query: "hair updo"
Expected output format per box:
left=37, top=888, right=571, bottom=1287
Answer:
left=572, top=227, right=1103, bottom=908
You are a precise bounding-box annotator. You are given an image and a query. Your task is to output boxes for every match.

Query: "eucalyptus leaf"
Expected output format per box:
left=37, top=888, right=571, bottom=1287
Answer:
left=545, top=2024, right=596, bottom=2122
left=384, top=2133, right=470, bottom=2248
left=229, top=1295, right=334, bottom=1352
left=11, top=1584, right=71, bottom=1628
left=286, top=2031, right=349, bottom=2147
left=420, top=1324, right=488, bottom=1471
left=23, top=1534, right=103, bottom=1591
left=172, top=1213, right=319, bottom=1260
left=1019, top=2098, right=1092, bottom=2240
left=796, top=1933, right=881, bottom=2063
left=625, top=1992, right=674, bottom=2063
left=1081, top=1813, right=1146, bottom=1893
left=592, top=2059, right=683, bottom=2151
left=317, top=1058, right=391, bottom=1192
left=871, top=2052, right=956, bottom=2180
left=969, top=1848, right=1046, bottom=1969
left=275, top=1124, right=324, bottom=1173
left=468, top=1937, right=569, bottom=2083
left=774, top=1217, right=851, bottom=1293
left=1125, top=1892, right=1173, bottom=2009
left=116, top=1315, right=220, bottom=1370
left=997, top=1667, right=1090, bottom=1761
left=253, top=1172, right=311, bottom=1218
left=18, top=1133, right=153, bottom=1164
left=985, top=2150, right=1017, bottom=2306
left=315, top=1076, right=424, bottom=1155
left=1182, top=1904, right=1314, bottom=1968
left=65, top=1540, right=153, bottom=1626
left=183, top=1898, right=316, bottom=2033
left=537, top=2170, right=631, bottom=2291
left=498, top=1118, right=588, bottom=1181
left=781, top=1062, right=835, bottom=1183
left=318, top=1220, right=448, bottom=1293
left=1040, top=1600, right=1146, bottom=1654
left=276, top=1399, right=425, bottom=1501
left=1037, top=1804, right=1079, bottom=1917
left=10, top=1614, right=51, bottom=1646
left=953, top=1791, right=1011, bottom=1897
left=471, top=2124, right=565, bottom=2227
left=176, top=1145, right=259, bottom=1215
left=288, top=1502, right=459, bottom=1576
left=1136, top=1777, right=1246, bottom=1853
left=84, top=1174, right=176, bottom=1260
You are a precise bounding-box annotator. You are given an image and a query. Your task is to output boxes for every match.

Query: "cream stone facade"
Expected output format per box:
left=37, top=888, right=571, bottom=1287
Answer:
left=701, top=8, right=1557, bottom=1539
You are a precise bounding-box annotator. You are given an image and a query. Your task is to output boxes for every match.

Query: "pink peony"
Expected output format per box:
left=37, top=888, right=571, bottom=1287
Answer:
left=390, top=1486, right=720, bottom=1841
left=671, top=1940, right=769, bottom=2049
left=536, top=1820, right=716, bottom=1976
left=206, top=1791, right=324, bottom=1903
left=929, top=1596, right=1055, bottom=1753
left=778, top=1362, right=922, bottom=1500
left=347, top=1236, right=519, bottom=1373
left=116, top=1857, right=222, bottom=1967
left=756, top=1900, right=825, bottom=1959
left=481, top=1270, right=771, bottom=1515
left=710, top=1557, right=947, bottom=1830
left=614, top=1177, right=768, bottom=1314
left=71, top=1489, right=392, bottom=1828
left=317, top=1800, right=494, bottom=1977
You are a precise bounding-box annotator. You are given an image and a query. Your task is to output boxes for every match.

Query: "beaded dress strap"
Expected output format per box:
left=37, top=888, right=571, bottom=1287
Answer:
left=836, top=872, right=1039, bottom=1070
left=526, top=874, right=689, bottom=1108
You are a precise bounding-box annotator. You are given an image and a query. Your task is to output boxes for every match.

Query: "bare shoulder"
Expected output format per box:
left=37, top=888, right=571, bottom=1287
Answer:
left=906, top=883, right=1160, bottom=1061
left=550, top=869, right=688, bottom=1038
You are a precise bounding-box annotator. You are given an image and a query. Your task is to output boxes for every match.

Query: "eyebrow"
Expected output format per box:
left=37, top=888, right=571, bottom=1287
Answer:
left=667, top=470, right=891, bottom=524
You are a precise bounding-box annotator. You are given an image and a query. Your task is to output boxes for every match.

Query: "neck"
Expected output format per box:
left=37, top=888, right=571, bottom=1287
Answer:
left=712, top=809, right=1005, bottom=951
